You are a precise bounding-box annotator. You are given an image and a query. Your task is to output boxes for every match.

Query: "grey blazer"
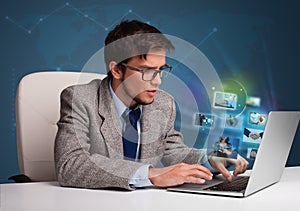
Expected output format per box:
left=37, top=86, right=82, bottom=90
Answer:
left=54, top=77, right=207, bottom=190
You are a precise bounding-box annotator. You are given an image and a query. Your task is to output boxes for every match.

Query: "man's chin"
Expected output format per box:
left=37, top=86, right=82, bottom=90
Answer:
left=134, top=97, right=155, bottom=106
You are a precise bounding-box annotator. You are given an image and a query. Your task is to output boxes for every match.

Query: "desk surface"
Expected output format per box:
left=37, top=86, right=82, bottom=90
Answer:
left=1, top=167, right=300, bottom=211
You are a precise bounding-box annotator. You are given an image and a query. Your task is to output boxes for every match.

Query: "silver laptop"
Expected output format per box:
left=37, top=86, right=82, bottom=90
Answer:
left=168, top=111, right=300, bottom=197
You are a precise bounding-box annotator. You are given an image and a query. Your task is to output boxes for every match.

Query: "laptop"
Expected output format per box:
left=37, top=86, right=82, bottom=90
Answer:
left=168, top=111, right=300, bottom=197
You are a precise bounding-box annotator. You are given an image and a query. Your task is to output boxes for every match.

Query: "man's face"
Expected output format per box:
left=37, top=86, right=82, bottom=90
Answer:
left=115, top=51, right=166, bottom=108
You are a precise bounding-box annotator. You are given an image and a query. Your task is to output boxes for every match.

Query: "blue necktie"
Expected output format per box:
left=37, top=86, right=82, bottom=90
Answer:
left=122, top=108, right=141, bottom=160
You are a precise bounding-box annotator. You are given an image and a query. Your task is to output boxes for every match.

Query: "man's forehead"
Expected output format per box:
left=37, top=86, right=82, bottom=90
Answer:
left=129, top=53, right=166, bottom=65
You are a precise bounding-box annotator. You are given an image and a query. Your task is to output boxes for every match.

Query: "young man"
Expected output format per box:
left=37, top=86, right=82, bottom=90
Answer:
left=54, top=20, right=248, bottom=190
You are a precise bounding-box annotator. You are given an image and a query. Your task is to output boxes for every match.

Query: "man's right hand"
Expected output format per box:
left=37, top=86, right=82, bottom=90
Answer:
left=148, top=163, right=213, bottom=187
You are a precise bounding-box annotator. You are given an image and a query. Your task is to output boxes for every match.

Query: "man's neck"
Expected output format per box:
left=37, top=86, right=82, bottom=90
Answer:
left=111, top=78, right=137, bottom=109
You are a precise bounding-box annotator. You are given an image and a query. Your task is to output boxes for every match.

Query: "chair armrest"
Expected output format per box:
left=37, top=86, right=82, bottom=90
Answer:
left=8, top=174, right=32, bottom=183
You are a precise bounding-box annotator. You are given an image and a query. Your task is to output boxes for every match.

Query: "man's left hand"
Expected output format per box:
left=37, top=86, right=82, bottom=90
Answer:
left=208, top=154, right=249, bottom=181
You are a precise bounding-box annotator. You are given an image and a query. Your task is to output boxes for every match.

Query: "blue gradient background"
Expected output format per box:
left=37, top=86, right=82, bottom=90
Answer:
left=1, top=0, right=299, bottom=183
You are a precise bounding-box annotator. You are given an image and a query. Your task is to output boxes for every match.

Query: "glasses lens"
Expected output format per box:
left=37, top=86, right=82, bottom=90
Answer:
left=142, top=66, right=171, bottom=81
left=143, top=69, right=156, bottom=81
left=160, top=69, right=169, bottom=78
left=160, top=66, right=171, bottom=78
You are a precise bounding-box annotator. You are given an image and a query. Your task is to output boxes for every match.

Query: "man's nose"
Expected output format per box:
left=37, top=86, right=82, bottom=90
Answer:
left=150, top=73, right=162, bottom=86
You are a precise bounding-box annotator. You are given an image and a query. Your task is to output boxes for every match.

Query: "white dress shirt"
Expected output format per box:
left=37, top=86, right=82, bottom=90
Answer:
left=109, top=81, right=153, bottom=187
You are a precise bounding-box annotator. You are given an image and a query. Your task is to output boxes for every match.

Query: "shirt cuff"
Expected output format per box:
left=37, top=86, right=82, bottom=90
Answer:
left=196, top=149, right=218, bottom=174
left=129, top=164, right=154, bottom=187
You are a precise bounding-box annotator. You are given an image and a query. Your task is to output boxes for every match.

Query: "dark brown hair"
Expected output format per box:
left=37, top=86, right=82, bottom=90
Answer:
left=104, top=20, right=174, bottom=74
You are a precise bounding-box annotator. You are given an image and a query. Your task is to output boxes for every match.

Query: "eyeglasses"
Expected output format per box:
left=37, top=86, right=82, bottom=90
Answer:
left=120, top=63, right=172, bottom=81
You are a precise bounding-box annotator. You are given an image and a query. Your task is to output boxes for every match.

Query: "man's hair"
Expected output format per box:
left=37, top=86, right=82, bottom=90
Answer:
left=104, top=20, right=174, bottom=74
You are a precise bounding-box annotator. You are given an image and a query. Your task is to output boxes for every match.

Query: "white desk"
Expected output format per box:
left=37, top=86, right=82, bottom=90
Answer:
left=1, top=167, right=300, bottom=211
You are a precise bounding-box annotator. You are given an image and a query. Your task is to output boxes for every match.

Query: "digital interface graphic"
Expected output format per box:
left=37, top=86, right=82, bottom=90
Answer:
left=191, top=77, right=270, bottom=168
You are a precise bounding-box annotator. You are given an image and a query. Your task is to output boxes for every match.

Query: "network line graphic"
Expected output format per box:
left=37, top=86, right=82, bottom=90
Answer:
left=5, top=1, right=219, bottom=77
left=4, top=2, right=150, bottom=34
left=4, top=1, right=217, bottom=47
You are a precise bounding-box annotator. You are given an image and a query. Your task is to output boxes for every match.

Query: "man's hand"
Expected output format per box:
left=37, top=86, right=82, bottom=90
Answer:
left=148, top=163, right=213, bottom=187
left=208, top=154, right=249, bottom=181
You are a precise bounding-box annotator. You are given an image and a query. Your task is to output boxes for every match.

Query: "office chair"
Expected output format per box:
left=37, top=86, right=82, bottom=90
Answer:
left=10, top=71, right=106, bottom=182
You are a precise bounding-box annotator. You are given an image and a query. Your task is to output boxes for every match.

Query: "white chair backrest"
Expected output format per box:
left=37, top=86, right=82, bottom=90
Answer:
left=16, top=71, right=106, bottom=181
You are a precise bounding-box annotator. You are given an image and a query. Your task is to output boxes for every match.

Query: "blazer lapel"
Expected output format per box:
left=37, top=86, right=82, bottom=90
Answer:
left=139, top=101, right=165, bottom=161
left=98, top=77, right=123, bottom=159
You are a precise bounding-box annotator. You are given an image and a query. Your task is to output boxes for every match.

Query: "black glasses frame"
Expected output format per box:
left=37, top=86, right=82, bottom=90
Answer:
left=120, top=63, right=172, bottom=81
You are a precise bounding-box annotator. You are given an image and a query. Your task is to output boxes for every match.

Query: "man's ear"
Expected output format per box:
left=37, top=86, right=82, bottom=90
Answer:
left=109, top=61, right=123, bottom=80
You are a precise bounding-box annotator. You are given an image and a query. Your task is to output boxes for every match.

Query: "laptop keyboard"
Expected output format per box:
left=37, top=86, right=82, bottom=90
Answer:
left=205, top=176, right=249, bottom=192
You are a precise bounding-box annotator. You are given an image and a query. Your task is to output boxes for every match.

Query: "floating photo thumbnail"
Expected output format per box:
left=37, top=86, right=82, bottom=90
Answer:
left=208, top=136, right=239, bottom=159
left=249, top=112, right=268, bottom=125
left=225, top=114, right=244, bottom=130
left=243, top=128, right=264, bottom=144
left=194, top=113, right=214, bottom=128
left=213, top=91, right=237, bottom=110
left=246, top=96, right=261, bottom=107
left=247, top=148, right=258, bottom=159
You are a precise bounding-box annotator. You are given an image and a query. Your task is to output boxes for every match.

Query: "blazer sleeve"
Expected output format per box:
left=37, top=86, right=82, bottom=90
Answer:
left=160, top=96, right=208, bottom=166
left=54, top=85, right=144, bottom=190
